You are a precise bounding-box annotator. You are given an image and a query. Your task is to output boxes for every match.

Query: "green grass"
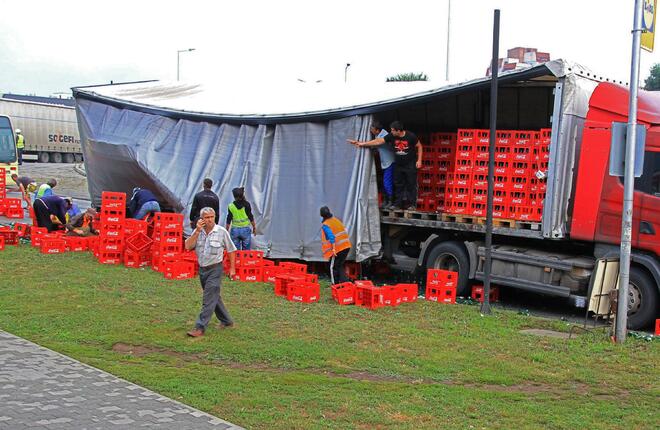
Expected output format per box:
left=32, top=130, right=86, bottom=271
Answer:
left=0, top=245, right=658, bottom=429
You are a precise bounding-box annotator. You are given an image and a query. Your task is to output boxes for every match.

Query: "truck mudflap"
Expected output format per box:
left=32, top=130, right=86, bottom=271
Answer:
left=594, top=243, right=660, bottom=294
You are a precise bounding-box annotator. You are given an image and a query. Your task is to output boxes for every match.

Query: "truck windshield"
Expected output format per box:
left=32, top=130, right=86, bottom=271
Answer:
left=0, top=116, right=17, bottom=163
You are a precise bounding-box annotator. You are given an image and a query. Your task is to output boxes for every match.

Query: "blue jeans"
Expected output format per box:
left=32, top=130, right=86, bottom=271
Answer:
left=383, top=164, right=394, bottom=198
left=134, top=200, right=160, bottom=220
left=230, top=226, right=252, bottom=250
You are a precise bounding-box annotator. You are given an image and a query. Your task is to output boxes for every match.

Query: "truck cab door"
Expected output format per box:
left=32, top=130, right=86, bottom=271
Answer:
left=595, top=172, right=644, bottom=247
left=637, top=150, right=660, bottom=256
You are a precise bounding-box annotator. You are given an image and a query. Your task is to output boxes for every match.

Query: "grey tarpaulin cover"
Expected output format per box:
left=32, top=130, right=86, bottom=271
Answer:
left=74, top=92, right=384, bottom=262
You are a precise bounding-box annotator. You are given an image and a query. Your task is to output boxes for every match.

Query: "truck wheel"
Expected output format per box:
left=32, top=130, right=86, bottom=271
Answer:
left=626, top=267, right=658, bottom=330
left=51, top=152, right=63, bottom=163
left=63, top=153, right=75, bottom=163
left=424, top=241, right=470, bottom=296
left=38, top=152, right=49, bottom=163
left=74, top=154, right=83, bottom=162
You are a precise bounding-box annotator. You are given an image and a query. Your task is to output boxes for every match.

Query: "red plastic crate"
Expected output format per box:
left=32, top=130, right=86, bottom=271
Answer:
left=457, top=129, right=476, bottom=144
left=13, top=223, right=30, bottom=238
left=153, top=212, right=184, bottom=232
left=471, top=285, right=499, bottom=302
left=331, top=282, right=356, bottom=305
left=164, top=260, right=196, bottom=280
left=427, top=269, right=458, bottom=289
left=354, top=280, right=375, bottom=288
left=496, top=130, right=514, bottom=146
left=125, top=232, right=153, bottom=252
left=5, top=206, right=23, bottom=218
left=513, top=131, right=534, bottom=147
left=286, top=281, right=320, bottom=303
left=382, top=285, right=402, bottom=307
left=425, top=285, right=456, bottom=304
left=235, top=250, right=264, bottom=267
left=279, top=262, right=307, bottom=274
left=123, top=248, right=151, bottom=268
left=63, top=236, right=88, bottom=252
left=397, top=284, right=419, bottom=303
left=0, top=236, right=4, bottom=250
left=40, top=238, right=66, bottom=254
left=0, top=230, right=19, bottom=246
left=355, top=285, right=384, bottom=309
left=470, top=202, right=486, bottom=217
left=100, top=210, right=125, bottom=225
left=124, top=218, right=148, bottom=236
left=492, top=204, right=508, bottom=219
left=274, top=274, right=306, bottom=296
left=98, top=251, right=122, bottom=264
left=101, top=191, right=126, bottom=209
left=234, top=266, right=263, bottom=282
left=263, top=265, right=283, bottom=283
left=655, top=319, right=660, bottom=336
left=30, top=227, right=48, bottom=247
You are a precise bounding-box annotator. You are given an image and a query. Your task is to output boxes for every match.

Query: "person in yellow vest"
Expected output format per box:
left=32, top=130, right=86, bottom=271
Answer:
left=225, top=187, right=256, bottom=250
left=15, top=129, right=25, bottom=165
left=35, top=179, right=57, bottom=200
left=320, top=206, right=352, bottom=285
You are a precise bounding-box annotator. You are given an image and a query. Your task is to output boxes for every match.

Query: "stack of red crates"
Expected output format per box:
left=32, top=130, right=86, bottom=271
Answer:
left=269, top=262, right=320, bottom=303
left=124, top=218, right=151, bottom=268
left=416, top=133, right=457, bottom=212
left=330, top=281, right=418, bottom=308
left=151, top=212, right=184, bottom=272
left=231, top=250, right=266, bottom=282
left=426, top=269, right=457, bottom=304
left=0, top=168, right=21, bottom=218
left=98, top=192, right=126, bottom=264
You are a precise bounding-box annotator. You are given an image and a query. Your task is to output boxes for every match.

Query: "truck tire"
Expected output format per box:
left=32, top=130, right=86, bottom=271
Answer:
left=51, top=152, right=63, bottom=163
left=63, top=153, right=75, bottom=163
left=424, top=241, right=470, bottom=296
left=74, top=154, right=83, bottom=162
left=627, top=267, right=658, bottom=330
left=38, top=152, right=49, bottom=163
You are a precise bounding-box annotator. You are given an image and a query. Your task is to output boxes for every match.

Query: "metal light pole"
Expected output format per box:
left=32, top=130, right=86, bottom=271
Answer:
left=446, top=0, right=451, bottom=81
left=177, top=48, right=196, bottom=81
left=345, top=63, right=351, bottom=83
left=616, top=0, right=644, bottom=343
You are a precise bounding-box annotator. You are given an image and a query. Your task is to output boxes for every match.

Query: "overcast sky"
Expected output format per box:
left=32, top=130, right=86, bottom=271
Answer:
left=1, top=0, right=659, bottom=96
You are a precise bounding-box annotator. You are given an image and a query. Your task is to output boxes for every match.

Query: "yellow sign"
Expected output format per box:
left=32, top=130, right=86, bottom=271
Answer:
left=642, top=0, right=657, bottom=52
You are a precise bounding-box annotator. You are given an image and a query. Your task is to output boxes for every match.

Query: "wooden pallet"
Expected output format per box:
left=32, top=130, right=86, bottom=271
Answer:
left=441, top=213, right=483, bottom=225
left=403, top=210, right=441, bottom=221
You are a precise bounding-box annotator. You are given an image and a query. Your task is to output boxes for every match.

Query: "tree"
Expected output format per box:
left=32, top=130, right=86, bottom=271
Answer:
left=643, top=63, right=660, bottom=91
left=386, top=72, right=429, bottom=82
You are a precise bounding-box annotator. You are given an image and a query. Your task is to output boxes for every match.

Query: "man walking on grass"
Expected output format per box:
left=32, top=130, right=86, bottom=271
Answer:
left=184, top=207, right=237, bottom=337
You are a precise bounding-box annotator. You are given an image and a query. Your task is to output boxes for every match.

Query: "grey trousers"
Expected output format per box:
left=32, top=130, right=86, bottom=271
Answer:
left=195, top=264, right=233, bottom=331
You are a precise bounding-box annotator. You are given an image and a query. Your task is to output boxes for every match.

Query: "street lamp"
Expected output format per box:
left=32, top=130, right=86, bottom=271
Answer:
left=344, top=63, right=351, bottom=83
left=177, top=48, right=196, bottom=81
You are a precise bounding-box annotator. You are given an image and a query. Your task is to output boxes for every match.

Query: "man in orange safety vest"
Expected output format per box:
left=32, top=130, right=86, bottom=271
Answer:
left=320, top=206, right=352, bottom=284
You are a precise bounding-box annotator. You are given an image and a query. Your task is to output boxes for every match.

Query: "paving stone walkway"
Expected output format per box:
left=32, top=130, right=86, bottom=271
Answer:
left=0, top=330, right=243, bottom=429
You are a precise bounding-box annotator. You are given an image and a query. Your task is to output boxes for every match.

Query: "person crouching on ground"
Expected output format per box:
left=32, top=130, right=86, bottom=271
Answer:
left=66, top=208, right=99, bottom=237
left=320, top=206, right=352, bottom=285
left=185, top=207, right=237, bottom=337
left=226, top=187, right=256, bottom=250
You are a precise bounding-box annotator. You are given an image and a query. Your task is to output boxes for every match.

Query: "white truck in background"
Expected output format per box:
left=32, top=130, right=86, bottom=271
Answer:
left=0, top=96, right=82, bottom=163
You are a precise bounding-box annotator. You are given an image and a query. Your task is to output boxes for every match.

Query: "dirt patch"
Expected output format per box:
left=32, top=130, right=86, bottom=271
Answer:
left=112, top=342, right=202, bottom=360
left=520, top=329, right=575, bottom=339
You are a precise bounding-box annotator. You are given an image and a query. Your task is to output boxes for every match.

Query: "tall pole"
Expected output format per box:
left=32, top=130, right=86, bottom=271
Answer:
left=446, top=0, right=451, bottom=81
left=616, top=0, right=644, bottom=343
left=345, top=63, right=351, bottom=83
left=481, top=9, right=500, bottom=315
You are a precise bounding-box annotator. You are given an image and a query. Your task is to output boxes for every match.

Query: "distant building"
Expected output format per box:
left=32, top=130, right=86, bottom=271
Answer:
left=486, top=47, right=551, bottom=76
left=1, top=93, right=75, bottom=107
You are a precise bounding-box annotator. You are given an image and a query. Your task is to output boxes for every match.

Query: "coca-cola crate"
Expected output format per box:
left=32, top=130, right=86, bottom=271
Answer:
left=539, top=128, right=551, bottom=144
left=151, top=252, right=180, bottom=272
left=286, top=281, right=320, bottom=303
left=509, top=175, right=530, bottom=192
left=457, top=129, right=477, bottom=145
left=397, top=283, right=419, bottom=302
left=471, top=188, right=486, bottom=203
left=0, top=236, right=4, bottom=250
left=63, top=236, right=88, bottom=252
left=279, top=262, right=307, bottom=274
left=471, top=173, right=488, bottom=190
left=29, top=227, right=47, bottom=247
left=86, top=235, right=99, bottom=254
left=512, top=145, right=533, bottom=162
left=234, top=266, right=263, bottom=282
left=492, top=204, right=508, bottom=219
left=436, top=146, right=455, bottom=161
left=5, top=206, right=23, bottom=218
left=496, top=130, right=514, bottom=146
left=4, top=198, right=22, bottom=210
left=331, top=282, right=356, bottom=305
left=153, top=212, right=184, bottom=232
left=153, top=234, right=182, bottom=249
left=164, top=260, right=196, bottom=280
left=447, top=172, right=471, bottom=188
left=418, top=171, right=437, bottom=187
left=355, top=285, right=385, bottom=309
left=123, top=248, right=151, bottom=268
left=263, top=265, right=284, bottom=283
left=426, top=285, right=457, bottom=304
left=494, top=160, right=509, bottom=175
left=125, top=232, right=153, bottom=253
left=446, top=200, right=469, bottom=215
left=513, top=131, right=534, bottom=147
left=509, top=161, right=532, bottom=177
left=101, top=191, right=126, bottom=208
left=382, top=285, right=402, bottom=307
left=471, top=285, right=499, bottom=302
left=344, top=262, right=360, bottom=281
left=40, top=238, right=66, bottom=254
left=100, top=210, right=125, bottom=225
left=493, top=174, right=509, bottom=190
left=427, top=269, right=458, bottom=288
left=124, top=218, right=148, bottom=236
left=99, top=224, right=124, bottom=239
left=0, top=230, right=19, bottom=246
left=472, top=159, right=488, bottom=175
left=470, top=202, right=487, bottom=217
left=420, top=155, right=436, bottom=168
left=493, top=189, right=508, bottom=204
left=431, top=132, right=457, bottom=146
left=510, top=206, right=540, bottom=222
left=494, top=145, right=510, bottom=162
left=436, top=159, right=454, bottom=173
left=453, top=157, right=473, bottom=172
left=274, top=273, right=306, bottom=296
left=13, top=223, right=30, bottom=238
left=509, top=190, right=529, bottom=206
left=445, top=186, right=470, bottom=203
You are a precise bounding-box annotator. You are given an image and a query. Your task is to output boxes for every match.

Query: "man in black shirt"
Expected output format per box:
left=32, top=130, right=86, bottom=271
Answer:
left=348, top=120, right=423, bottom=210
left=33, top=195, right=71, bottom=232
left=189, top=178, right=220, bottom=228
